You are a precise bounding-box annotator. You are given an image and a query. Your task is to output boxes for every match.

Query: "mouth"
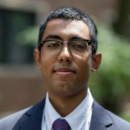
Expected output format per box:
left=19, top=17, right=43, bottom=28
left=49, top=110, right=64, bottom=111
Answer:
left=53, top=68, right=76, bottom=75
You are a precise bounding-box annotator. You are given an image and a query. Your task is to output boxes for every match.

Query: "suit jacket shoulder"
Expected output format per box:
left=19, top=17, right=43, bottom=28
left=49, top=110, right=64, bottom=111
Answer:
left=90, top=101, right=130, bottom=130
left=0, top=99, right=45, bottom=130
left=0, top=107, right=31, bottom=130
left=107, top=109, right=130, bottom=130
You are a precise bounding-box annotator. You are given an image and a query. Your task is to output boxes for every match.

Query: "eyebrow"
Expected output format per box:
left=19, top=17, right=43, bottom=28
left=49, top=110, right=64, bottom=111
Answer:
left=70, top=36, right=86, bottom=40
left=45, top=34, right=62, bottom=40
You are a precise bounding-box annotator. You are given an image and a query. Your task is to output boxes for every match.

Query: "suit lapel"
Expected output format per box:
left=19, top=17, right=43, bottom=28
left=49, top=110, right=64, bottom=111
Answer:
left=90, top=101, right=112, bottom=130
left=90, top=117, right=110, bottom=130
left=13, top=98, right=46, bottom=130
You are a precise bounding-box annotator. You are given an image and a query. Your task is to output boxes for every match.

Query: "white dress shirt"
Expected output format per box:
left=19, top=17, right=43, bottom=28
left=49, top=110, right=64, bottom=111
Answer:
left=41, top=89, right=93, bottom=130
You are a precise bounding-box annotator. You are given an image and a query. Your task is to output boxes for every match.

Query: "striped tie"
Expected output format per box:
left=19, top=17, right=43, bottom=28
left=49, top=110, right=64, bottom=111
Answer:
left=52, top=118, right=71, bottom=130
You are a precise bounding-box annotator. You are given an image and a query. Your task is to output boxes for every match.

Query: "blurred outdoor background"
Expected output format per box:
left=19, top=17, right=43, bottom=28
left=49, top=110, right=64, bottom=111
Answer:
left=0, top=0, right=130, bottom=121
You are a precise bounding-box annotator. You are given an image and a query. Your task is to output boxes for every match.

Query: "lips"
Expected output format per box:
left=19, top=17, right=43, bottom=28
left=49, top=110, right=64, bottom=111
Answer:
left=53, top=68, right=76, bottom=75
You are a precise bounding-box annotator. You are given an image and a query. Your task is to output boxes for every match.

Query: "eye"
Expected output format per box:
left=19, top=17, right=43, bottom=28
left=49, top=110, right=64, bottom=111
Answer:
left=71, top=42, right=86, bottom=50
left=74, top=43, right=85, bottom=49
left=48, top=43, right=60, bottom=47
left=45, top=41, right=61, bottom=48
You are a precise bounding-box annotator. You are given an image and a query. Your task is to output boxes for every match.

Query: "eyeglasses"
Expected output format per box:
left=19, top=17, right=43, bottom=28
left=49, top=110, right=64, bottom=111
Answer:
left=38, top=39, right=93, bottom=56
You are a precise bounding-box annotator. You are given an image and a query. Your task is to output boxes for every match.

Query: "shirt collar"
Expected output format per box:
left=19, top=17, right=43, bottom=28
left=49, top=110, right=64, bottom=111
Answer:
left=44, top=93, right=60, bottom=129
left=44, top=88, right=93, bottom=130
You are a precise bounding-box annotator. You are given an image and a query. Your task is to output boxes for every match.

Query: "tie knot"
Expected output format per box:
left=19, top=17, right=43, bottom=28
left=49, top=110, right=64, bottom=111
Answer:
left=52, top=118, right=71, bottom=130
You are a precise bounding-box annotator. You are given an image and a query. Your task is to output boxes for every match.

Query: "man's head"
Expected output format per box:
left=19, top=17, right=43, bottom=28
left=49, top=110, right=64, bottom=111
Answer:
left=38, top=6, right=98, bottom=57
left=34, top=6, right=101, bottom=98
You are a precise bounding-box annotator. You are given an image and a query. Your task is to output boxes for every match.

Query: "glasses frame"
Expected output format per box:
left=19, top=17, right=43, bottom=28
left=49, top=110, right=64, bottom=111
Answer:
left=38, top=39, right=94, bottom=55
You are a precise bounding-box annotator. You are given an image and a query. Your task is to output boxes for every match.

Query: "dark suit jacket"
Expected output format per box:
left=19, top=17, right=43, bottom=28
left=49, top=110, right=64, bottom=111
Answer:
left=0, top=98, right=130, bottom=130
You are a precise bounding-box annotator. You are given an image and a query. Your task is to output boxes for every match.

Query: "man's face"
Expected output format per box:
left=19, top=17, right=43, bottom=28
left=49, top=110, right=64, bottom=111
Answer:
left=34, top=19, right=101, bottom=97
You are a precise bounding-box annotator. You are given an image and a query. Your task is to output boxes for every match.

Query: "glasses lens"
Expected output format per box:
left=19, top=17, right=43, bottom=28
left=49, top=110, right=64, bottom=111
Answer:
left=43, top=40, right=62, bottom=55
left=70, top=40, right=88, bottom=55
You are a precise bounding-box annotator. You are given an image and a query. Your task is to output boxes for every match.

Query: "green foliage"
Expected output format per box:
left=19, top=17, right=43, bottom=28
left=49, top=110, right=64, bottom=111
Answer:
left=16, top=26, right=39, bottom=46
left=120, top=110, right=130, bottom=122
left=89, top=24, right=130, bottom=113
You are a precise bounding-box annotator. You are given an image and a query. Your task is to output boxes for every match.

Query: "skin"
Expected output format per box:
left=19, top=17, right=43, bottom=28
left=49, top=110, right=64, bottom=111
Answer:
left=34, top=19, right=102, bottom=117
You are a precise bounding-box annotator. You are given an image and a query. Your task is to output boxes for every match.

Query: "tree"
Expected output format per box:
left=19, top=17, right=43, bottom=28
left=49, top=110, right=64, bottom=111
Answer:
left=114, top=0, right=130, bottom=40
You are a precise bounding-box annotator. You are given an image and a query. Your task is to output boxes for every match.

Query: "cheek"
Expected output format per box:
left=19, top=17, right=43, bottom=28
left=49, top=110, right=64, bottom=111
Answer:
left=76, top=53, right=92, bottom=70
left=81, top=59, right=92, bottom=76
left=40, top=56, right=55, bottom=77
left=74, top=54, right=92, bottom=79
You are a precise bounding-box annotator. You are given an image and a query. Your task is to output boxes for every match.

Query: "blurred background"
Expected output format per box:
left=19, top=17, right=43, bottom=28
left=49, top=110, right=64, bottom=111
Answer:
left=0, top=0, right=130, bottom=121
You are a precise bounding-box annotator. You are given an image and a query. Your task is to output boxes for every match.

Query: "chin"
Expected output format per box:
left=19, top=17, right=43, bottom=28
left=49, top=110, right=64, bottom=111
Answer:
left=55, top=90, right=74, bottom=97
left=55, top=81, right=73, bottom=89
left=52, top=82, right=77, bottom=96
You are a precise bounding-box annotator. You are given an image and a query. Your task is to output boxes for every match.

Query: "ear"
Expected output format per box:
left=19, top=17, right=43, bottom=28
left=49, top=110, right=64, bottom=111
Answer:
left=34, top=49, right=41, bottom=70
left=91, top=53, right=102, bottom=72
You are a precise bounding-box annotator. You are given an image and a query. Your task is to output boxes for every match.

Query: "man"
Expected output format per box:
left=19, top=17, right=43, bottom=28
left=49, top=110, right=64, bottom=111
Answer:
left=0, top=6, right=130, bottom=130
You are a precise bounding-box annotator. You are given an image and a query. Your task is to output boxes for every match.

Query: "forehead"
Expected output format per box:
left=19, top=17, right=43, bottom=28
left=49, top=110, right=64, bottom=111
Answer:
left=42, top=19, right=91, bottom=40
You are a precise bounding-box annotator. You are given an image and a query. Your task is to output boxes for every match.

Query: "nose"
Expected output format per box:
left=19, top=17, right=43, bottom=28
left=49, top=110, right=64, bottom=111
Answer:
left=58, top=44, right=72, bottom=63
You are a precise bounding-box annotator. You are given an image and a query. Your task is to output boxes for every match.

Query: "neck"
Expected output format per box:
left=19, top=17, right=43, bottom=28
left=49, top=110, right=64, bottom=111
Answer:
left=48, top=88, right=88, bottom=117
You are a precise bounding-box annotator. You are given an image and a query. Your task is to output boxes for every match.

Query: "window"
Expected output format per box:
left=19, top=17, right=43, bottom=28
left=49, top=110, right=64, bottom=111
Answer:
left=0, top=9, right=36, bottom=64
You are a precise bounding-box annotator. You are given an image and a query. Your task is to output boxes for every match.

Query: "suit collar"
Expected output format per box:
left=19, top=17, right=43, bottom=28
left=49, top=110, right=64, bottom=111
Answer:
left=90, top=100, right=112, bottom=130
